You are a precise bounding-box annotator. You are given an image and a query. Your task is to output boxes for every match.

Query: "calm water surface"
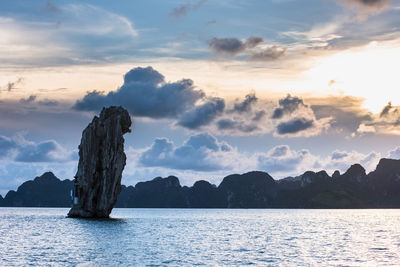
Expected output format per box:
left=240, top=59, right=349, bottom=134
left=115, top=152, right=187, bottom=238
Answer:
left=0, top=208, right=399, bottom=266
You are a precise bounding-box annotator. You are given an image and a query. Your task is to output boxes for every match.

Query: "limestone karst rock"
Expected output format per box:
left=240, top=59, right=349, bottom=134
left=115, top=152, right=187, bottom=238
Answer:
left=68, top=106, right=131, bottom=218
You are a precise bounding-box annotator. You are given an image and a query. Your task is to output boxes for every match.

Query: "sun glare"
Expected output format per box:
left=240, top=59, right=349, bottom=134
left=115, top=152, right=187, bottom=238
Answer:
left=304, top=40, right=400, bottom=113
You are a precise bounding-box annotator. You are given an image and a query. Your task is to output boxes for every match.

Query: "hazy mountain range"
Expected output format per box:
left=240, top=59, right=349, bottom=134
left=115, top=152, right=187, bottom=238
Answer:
left=1, top=158, right=400, bottom=208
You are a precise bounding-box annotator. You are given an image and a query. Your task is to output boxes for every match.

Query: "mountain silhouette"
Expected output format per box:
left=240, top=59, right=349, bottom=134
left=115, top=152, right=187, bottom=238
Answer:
left=1, top=158, right=400, bottom=208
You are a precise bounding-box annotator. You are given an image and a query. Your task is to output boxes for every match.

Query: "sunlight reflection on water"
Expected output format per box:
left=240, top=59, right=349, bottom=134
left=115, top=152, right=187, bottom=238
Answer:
left=0, top=208, right=399, bottom=266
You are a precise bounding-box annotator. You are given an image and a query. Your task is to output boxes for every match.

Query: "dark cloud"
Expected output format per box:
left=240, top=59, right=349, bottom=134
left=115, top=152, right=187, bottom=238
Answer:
left=169, top=0, right=207, bottom=18
left=272, top=94, right=307, bottom=119
left=339, top=0, right=394, bottom=17
left=208, top=36, right=266, bottom=56
left=124, top=66, right=164, bottom=85
left=233, top=93, right=257, bottom=113
left=210, top=93, right=268, bottom=135
left=308, top=95, right=372, bottom=133
left=217, top=119, right=259, bottom=133
left=2, top=77, right=24, bottom=92
left=38, top=99, right=59, bottom=106
left=378, top=102, right=400, bottom=122
left=252, top=110, right=266, bottom=121
left=19, top=95, right=37, bottom=104
left=269, top=145, right=289, bottom=157
left=351, top=0, right=391, bottom=7
left=177, top=97, right=225, bottom=129
left=249, top=46, right=286, bottom=61
left=245, top=36, right=264, bottom=48
left=139, top=133, right=234, bottom=171
left=74, top=66, right=205, bottom=119
left=276, top=118, right=314, bottom=135
left=270, top=94, right=328, bottom=136
left=19, top=95, right=59, bottom=106
left=209, top=36, right=286, bottom=61
left=379, top=102, right=396, bottom=118
left=209, top=37, right=247, bottom=55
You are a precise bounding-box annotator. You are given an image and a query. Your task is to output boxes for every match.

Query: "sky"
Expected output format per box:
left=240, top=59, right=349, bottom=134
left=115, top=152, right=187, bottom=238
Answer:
left=1, top=0, right=400, bottom=195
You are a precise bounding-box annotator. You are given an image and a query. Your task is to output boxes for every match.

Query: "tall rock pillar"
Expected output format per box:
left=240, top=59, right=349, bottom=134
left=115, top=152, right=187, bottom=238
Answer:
left=68, top=106, right=132, bottom=218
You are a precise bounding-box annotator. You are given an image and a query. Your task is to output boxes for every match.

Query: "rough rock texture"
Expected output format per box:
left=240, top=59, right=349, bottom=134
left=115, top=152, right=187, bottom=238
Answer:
left=68, top=106, right=131, bottom=218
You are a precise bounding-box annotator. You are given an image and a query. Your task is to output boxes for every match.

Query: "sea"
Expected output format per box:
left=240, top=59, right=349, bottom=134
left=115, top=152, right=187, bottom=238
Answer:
left=0, top=208, right=399, bottom=266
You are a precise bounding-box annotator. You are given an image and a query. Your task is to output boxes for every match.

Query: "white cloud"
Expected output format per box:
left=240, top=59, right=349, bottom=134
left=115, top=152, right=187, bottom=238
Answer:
left=0, top=134, right=76, bottom=163
left=0, top=3, right=138, bottom=67
left=138, top=133, right=249, bottom=172
left=388, top=147, right=400, bottom=159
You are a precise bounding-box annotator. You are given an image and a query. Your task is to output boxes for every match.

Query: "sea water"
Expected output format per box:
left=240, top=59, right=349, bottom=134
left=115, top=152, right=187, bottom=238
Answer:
left=0, top=208, right=399, bottom=266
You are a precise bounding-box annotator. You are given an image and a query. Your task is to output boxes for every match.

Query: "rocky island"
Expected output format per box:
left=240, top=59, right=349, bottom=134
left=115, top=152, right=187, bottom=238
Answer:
left=67, top=106, right=132, bottom=218
left=2, top=158, right=400, bottom=209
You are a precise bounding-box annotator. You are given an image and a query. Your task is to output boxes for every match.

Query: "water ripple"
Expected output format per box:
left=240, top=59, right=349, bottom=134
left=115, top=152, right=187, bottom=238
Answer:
left=1, top=208, right=400, bottom=266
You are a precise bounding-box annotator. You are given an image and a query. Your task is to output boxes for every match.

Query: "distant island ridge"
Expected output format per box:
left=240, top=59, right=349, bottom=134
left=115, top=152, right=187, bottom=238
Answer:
left=1, top=158, right=400, bottom=209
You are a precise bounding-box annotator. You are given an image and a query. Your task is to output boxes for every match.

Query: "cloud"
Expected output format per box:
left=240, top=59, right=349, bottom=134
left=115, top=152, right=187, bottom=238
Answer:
left=0, top=160, right=77, bottom=196
left=135, top=136, right=384, bottom=179
left=210, top=93, right=273, bottom=135
left=388, top=147, right=400, bottom=159
left=1, top=77, right=24, bottom=92
left=245, top=36, right=264, bottom=48
left=177, top=97, right=225, bottom=129
left=38, top=99, right=59, bottom=106
left=209, top=37, right=248, bottom=56
left=344, top=0, right=392, bottom=9
left=169, top=0, right=207, bottom=18
left=356, top=123, right=376, bottom=134
left=0, top=136, right=17, bottom=159
left=356, top=102, right=400, bottom=135
left=282, top=20, right=344, bottom=48
left=19, top=95, right=37, bottom=104
left=276, top=118, right=314, bottom=135
left=248, top=46, right=286, bottom=61
left=325, top=149, right=381, bottom=173
left=309, top=95, right=372, bottom=134
left=0, top=3, right=138, bottom=67
left=337, top=0, right=394, bottom=18
left=253, top=110, right=266, bottom=121
left=173, top=93, right=331, bottom=137
left=15, top=140, right=74, bottom=163
left=0, top=134, right=75, bottom=163
left=19, top=95, right=59, bottom=106
left=272, top=94, right=306, bottom=119
left=217, top=118, right=259, bottom=133
left=208, top=36, right=286, bottom=61
left=57, top=4, right=138, bottom=37
left=232, top=93, right=258, bottom=113
left=257, top=145, right=316, bottom=174
left=379, top=102, right=399, bottom=119
left=256, top=145, right=381, bottom=177
left=74, top=66, right=205, bottom=118
left=139, top=133, right=238, bottom=171
left=272, top=95, right=332, bottom=137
